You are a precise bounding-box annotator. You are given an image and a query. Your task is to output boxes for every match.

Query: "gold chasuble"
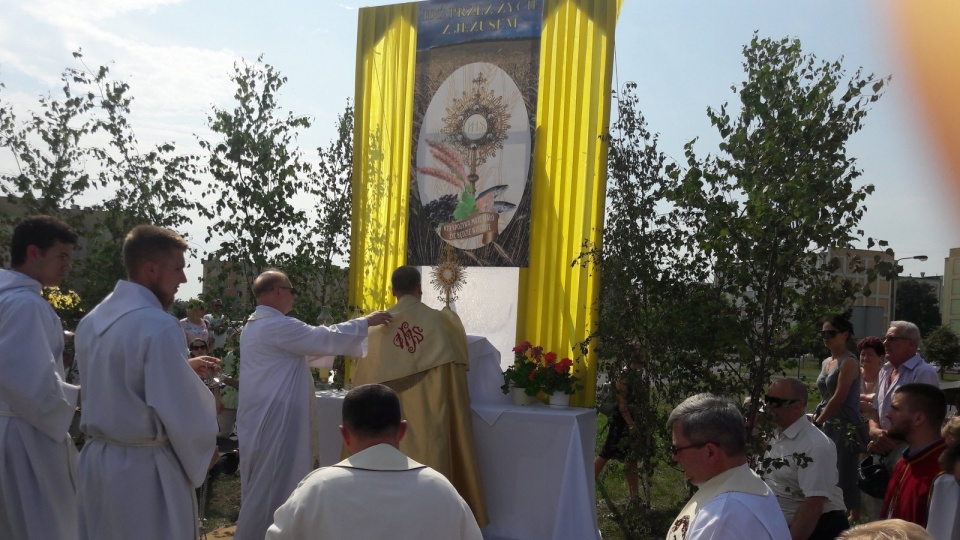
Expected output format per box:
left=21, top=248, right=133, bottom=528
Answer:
left=351, top=295, right=488, bottom=526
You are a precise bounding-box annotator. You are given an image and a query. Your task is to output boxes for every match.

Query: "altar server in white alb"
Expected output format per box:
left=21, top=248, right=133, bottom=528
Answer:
left=75, top=225, right=219, bottom=540
left=266, top=384, right=482, bottom=540
left=0, top=215, right=80, bottom=540
left=234, top=270, right=392, bottom=540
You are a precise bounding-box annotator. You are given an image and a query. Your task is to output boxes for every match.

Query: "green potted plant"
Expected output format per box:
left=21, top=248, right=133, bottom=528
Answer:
left=502, top=340, right=539, bottom=404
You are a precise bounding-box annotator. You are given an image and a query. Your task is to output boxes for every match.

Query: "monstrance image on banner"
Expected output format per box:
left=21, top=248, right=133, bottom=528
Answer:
left=415, top=62, right=530, bottom=257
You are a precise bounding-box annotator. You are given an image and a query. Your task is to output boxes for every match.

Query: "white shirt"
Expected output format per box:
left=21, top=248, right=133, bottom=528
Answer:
left=688, top=491, right=790, bottom=540
left=926, top=473, right=960, bottom=540
left=266, top=443, right=482, bottom=540
left=764, top=416, right=847, bottom=523
left=872, top=354, right=940, bottom=429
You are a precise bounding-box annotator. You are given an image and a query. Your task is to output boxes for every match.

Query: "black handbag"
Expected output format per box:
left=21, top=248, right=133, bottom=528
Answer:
left=858, top=454, right=890, bottom=499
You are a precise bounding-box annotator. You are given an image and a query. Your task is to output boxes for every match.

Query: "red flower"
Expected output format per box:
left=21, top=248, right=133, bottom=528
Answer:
left=544, top=351, right=558, bottom=365
left=531, top=346, right=543, bottom=359
left=528, top=369, right=537, bottom=381
left=553, top=362, right=566, bottom=374
left=512, top=340, right=531, bottom=354
left=559, top=357, right=574, bottom=370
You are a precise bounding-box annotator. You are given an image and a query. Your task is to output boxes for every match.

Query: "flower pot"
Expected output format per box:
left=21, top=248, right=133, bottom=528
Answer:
left=548, top=392, right=570, bottom=408
left=512, top=387, right=537, bottom=406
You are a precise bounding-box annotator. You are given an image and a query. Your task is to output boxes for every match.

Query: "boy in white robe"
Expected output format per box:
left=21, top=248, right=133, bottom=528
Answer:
left=0, top=215, right=80, bottom=540
left=75, top=225, right=219, bottom=540
left=234, top=269, right=391, bottom=540
left=266, top=384, right=482, bottom=540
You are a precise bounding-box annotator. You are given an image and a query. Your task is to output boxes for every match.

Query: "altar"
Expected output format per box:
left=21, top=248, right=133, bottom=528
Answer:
left=316, top=336, right=600, bottom=540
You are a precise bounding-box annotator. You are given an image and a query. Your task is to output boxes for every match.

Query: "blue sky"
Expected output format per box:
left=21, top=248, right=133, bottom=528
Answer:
left=0, top=0, right=956, bottom=299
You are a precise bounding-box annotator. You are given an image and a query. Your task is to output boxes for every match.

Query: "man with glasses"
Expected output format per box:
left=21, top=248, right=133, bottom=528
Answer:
left=867, top=321, right=939, bottom=496
left=666, top=393, right=789, bottom=540
left=763, top=378, right=849, bottom=540
left=234, top=270, right=392, bottom=540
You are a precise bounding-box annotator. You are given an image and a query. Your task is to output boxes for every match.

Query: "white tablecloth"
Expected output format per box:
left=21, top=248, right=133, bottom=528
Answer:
left=470, top=402, right=599, bottom=540
left=317, top=335, right=600, bottom=540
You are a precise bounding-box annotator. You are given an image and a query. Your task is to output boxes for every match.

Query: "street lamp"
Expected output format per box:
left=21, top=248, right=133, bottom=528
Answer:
left=890, top=254, right=929, bottom=324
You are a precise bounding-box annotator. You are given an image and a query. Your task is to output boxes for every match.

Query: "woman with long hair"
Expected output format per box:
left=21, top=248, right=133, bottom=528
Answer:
left=813, top=311, right=864, bottom=520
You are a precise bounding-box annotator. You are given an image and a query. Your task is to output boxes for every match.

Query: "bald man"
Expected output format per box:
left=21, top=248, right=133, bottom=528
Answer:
left=234, top=270, right=391, bottom=540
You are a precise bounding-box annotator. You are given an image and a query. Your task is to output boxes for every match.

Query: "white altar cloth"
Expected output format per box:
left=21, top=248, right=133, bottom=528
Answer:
left=317, top=335, right=599, bottom=540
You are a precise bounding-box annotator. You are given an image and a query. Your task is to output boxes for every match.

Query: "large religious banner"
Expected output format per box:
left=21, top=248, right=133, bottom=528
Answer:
left=406, top=0, right=543, bottom=267
left=350, top=0, right=621, bottom=406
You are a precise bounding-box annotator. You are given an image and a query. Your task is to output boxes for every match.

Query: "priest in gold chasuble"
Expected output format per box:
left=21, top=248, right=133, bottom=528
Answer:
left=352, top=266, right=488, bottom=526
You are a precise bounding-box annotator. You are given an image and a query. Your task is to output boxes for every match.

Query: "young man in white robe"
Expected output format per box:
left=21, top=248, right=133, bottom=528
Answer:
left=0, top=215, right=80, bottom=540
left=234, top=270, right=392, bottom=540
left=266, top=384, right=482, bottom=540
left=75, top=225, right=219, bottom=540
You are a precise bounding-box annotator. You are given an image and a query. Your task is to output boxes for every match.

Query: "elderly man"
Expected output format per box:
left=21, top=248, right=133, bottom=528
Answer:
left=881, top=383, right=948, bottom=527
left=763, top=378, right=849, bottom=540
left=266, top=384, right=483, bottom=539
left=76, top=225, right=219, bottom=540
left=351, top=265, right=487, bottom=525
left=868, top=321, right=939, bottom=460
left=234, top=270, right=391, bottom=540
left=666, top=393, right=790, bottom=540
left=0, top=216, right=80, bottom=540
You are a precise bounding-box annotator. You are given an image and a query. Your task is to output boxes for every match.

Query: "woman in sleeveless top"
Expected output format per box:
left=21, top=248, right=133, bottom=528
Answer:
left=813, top=311, right=863, bottom=520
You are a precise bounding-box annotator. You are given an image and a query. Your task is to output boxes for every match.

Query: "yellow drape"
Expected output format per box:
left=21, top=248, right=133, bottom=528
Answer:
left=349, top=0, right=621, bottom=405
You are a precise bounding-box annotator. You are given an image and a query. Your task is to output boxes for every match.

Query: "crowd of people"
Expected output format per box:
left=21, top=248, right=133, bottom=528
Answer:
left=600, top=313, right=958, bottom=540
left=0, top=215, right=485, bottom=540
left=3, top=213, right=960, bottom=540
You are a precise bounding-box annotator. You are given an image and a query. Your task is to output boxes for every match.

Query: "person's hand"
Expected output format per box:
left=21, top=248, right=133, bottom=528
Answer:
left=868, top=430, right=897, bottom=454
left=189, top=356, right=220, bottom=379
left=365, top=310, right=392, bottom=327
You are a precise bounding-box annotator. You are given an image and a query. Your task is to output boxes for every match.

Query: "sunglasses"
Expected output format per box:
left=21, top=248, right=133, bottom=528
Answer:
left=819, top=329, right=839, bottom=339
left=189, top=345, right=207, bottom=351
left=276, top=286, right=299, bottom=296
left=763, top=395, right=799, bottom=408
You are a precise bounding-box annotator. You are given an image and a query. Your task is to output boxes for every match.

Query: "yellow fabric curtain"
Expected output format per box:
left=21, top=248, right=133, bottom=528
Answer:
left=349, top=0, right=621, bottom=405
left=519, top=0, right=619, bottom=406
left=349, top=2, right=418, bottom=314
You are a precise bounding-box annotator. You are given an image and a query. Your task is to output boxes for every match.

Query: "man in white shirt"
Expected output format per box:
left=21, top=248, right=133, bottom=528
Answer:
left=234, top=270, right=391, bottom=540
left=75, top=225, right=219, bottom=540
left=869, top=321, right=940, bottom=457
left=266, top=384, right=482, bottom=540
left=666, top=393, right=790, bottom=540
left=763, top=377, right=849, bottom=540
left=0, top=215, right=80, bottom=540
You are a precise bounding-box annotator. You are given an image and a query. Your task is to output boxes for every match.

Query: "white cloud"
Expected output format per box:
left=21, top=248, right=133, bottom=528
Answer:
left=23, top=0, right=186, bottom=23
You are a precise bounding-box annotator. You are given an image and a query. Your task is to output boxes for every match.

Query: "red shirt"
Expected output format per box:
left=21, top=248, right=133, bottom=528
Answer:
left=881, top=438, right=947, bottom=527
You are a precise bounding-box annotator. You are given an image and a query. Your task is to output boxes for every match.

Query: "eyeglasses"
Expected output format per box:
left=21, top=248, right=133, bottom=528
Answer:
left=819, top=329, right=839, bottom=339
left=763, top=395, right=799, bottom=408
left=189, top=345, right=207, bottom=351
left=669, top=442, right=709, bottom=455
left=883, top=335, right=906, bottom=343
left=275, top=286, right=299, bottom=296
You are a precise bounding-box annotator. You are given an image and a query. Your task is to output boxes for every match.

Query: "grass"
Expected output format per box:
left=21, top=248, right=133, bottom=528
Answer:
left=202, top=473, right=241, bottom=536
